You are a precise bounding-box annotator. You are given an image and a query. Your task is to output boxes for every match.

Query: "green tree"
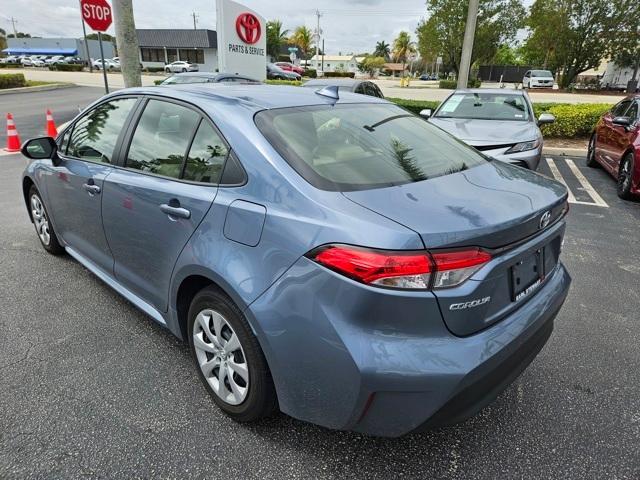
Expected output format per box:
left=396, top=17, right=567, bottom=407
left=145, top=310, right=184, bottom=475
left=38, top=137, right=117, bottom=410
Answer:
left=358, top=55, right=386, bottom=77
left=7, top=32, right=31, bottom=38
left=522, top=0, right=624, bottom=88
left=416, top=0, right=525, bottom=74
left=266, top=20, right=289, bottom=60
left=0, top=28, right=6, bottom=53
left=608, top=2, right=639, bottom=83
left=493, top=44, right=524, bottom=65
left=373, top=40, right=391, bottom=61
left=392, top=31, right=416, bottom=77
left=291, top=26, right=314, bottom=60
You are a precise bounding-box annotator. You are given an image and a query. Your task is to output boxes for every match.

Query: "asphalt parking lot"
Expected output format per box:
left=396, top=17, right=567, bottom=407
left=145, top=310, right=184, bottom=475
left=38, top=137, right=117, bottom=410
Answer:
left=1, top=91, right=639, bottom=478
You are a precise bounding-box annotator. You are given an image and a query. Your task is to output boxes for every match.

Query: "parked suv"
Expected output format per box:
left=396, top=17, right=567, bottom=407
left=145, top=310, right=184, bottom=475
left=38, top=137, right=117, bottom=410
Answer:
left=523, top=70, right=555, bottom=89
left=20, top=84, right=570, bottom=437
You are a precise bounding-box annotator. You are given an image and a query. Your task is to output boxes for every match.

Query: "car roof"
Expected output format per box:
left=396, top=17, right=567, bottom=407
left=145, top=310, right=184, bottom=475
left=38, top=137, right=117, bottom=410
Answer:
left=303, top=79, right=361, bottom=87
left=111, top=83, right=388, bottom=111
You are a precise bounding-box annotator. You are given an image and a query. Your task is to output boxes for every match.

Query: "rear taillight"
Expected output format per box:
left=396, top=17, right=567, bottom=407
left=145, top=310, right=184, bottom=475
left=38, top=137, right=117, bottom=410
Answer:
left=308, top=245, right=491, bottom=290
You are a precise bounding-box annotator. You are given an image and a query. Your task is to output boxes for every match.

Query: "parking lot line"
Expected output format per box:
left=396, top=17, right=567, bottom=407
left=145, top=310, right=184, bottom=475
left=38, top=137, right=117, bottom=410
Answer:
left=565, top=158, right=609, bottom=207
left=545, top=157, right=607, bottom=207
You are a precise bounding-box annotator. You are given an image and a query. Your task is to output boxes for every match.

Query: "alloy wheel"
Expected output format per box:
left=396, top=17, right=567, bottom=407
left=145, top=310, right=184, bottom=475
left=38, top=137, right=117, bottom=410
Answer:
left=619, top=156, right=632, bottom=192
left=193, top=309, right=249, bottom=405
left=30, top=194, right=50, bottom=246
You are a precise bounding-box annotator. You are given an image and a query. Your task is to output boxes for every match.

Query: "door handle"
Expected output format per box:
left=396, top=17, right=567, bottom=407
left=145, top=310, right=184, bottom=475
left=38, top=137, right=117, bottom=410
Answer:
left=82, top=183, right=101, bottom=195
left=160, top=203, right=191, bottom=219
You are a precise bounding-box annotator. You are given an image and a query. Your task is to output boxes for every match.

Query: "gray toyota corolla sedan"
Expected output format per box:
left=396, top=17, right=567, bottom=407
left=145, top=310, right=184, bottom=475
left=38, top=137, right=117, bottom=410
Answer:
left=20, top=84, right=571, bottom=437
left=424, top=89, right=556, bottom=170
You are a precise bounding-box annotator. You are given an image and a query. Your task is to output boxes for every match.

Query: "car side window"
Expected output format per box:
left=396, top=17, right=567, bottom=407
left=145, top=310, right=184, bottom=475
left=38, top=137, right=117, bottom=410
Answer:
left=612, top=100, right=631, bottom=117
left=57, top=128, right=71, bottom=155
left=183, top=121, right=229, bottom=183
left=126, top=99, right=200, bottom=179
left=67, top=98, right=137, bottom=163
left=625, top=102, right=638, bottom=121
left=354, top=84, right=365, bottom=95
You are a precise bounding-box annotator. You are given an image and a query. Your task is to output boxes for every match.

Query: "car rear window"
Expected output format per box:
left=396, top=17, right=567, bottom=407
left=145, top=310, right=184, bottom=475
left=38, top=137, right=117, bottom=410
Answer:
left=435, top=92, right=530, bottom=121
left=531, top=70, right=553, bottom=77
left=255, top=103, right=486, bottom=191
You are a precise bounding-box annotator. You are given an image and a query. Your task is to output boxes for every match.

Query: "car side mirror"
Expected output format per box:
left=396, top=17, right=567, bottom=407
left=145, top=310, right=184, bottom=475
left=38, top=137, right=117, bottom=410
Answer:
left=538, top=113, right=555, bottom=125
left=612, top=116, right=632, bottom=127
left=419, top=108, right=432, bottom=119
left=21, top=136, right=60, bottom=165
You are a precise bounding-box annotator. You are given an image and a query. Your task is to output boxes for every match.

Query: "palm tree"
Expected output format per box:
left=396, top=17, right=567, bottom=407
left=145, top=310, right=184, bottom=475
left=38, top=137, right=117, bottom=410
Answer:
left=266, top=20, right=289, bottom=60
left=392, top=31, right=416, bottom=78
left=374, top=41, right=390, bottom=61
left=291, top=25, right=314, bottom=60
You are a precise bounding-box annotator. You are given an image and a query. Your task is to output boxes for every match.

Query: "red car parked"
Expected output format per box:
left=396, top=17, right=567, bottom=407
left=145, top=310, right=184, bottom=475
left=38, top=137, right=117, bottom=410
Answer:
left=275, top=62, right=305, bottom=75
left=588, top=95, right=640, bottom=199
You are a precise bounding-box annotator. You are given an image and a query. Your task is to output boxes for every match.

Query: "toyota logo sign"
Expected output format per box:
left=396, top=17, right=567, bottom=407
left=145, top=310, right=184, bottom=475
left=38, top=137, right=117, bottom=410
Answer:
left=539, top=211, right=552, bottom=229
left=236, top=12, right=261, bottom=44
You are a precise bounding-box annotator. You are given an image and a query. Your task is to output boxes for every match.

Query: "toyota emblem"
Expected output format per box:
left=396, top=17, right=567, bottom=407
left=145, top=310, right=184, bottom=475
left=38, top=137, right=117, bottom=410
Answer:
left=539, top=211, right=552, bottom=229
left=236, top=13, right=261, bottom=44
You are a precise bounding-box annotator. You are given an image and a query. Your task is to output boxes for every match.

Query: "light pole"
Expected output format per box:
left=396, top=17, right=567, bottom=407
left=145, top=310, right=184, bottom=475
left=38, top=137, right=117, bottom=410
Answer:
left=457, top=0, right=479, bottom=88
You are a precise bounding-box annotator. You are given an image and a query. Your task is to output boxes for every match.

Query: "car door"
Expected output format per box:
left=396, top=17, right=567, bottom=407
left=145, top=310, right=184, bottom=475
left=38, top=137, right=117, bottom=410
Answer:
left=101, top=97, right=228, bottom=312
left=599, top=99, right=632, bottom=170
left=611, top=100, right=638, bottom=175
left=42, top=96, right=139, bottom=272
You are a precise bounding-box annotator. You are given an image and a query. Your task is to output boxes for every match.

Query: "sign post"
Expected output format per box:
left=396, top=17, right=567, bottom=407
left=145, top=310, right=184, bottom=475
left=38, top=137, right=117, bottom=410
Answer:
left=216, top=0, right=266, bottom=80
left=80, top=0, right=113, bottom=93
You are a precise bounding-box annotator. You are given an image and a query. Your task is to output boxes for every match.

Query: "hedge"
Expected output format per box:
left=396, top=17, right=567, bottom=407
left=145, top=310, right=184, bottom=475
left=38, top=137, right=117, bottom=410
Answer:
left=304, top=68, right=317, bottom=78
left=439, top=78, right=481, bottom=89
left=145, top=66, right=166, bottom=72
left=386, top=97, right=441, bottom=115
left=0, top=73, right=27, bottom=89
left=323, top=71, right=355, bottom=78
left=48, top=64, right=83, bottom=72
left=0, top=63, right=21, bottom=69
left=265, top=79, right=303, bottom=86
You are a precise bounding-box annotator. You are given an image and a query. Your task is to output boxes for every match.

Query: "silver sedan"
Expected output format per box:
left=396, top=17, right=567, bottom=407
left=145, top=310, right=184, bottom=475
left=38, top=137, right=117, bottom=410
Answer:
left=423, top=89, right=555, bottom=170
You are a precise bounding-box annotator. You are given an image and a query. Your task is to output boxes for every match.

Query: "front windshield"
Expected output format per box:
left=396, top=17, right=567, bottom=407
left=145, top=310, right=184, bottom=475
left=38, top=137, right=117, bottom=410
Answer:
left=435, top=92, right=530, bottom=121
left=532, top=70, right=553, bottom=78
left=255, top=103, right=486, bottom=191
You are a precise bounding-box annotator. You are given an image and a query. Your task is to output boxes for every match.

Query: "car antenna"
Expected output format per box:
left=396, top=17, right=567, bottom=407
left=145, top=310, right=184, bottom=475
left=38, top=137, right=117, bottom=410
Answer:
left=315, top=85, right=339, bottom=102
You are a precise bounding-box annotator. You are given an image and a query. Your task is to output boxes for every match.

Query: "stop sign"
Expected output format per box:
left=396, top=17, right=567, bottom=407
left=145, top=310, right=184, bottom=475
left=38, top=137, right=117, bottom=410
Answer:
left=81, top=0, right=112, bottom=32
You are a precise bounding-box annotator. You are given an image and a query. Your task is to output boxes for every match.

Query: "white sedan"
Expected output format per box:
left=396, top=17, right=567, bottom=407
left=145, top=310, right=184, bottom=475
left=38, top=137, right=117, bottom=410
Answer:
left=92, top=59, right=120, bottom=71
left=164, top=61, right=199, bottom=73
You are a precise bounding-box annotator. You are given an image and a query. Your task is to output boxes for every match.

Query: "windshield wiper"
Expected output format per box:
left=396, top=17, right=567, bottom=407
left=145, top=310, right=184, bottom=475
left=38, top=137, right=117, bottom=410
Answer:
left=363, top=114, right=413, bottom=132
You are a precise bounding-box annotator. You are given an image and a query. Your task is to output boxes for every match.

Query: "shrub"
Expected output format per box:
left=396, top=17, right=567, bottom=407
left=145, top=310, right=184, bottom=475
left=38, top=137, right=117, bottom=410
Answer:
left=0, top=63, right=21, bottom=69
left=145, top=66, right=166, bottom=73
left=304, top=68, right=317, bottom=78
left=539, top=103, right=612, bottom=138
left=154, top=79, right=165, bottom=85
left=439, top=78, right=481, bottom=89
left=48, top=64, right=84, bottom=72
left=323, top=71, right=355, bottom=78
left=387, top=98, right=441, bottom=115
left=0, top=73, right=26, bottom=89
left=265, top=79, right=303, bottom=86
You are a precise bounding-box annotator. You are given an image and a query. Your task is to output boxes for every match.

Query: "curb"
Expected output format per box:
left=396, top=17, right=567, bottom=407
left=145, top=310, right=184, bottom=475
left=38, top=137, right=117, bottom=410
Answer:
left=542, top=146, right=587, bottom=157
left=0, top=83, right=76, bottom=96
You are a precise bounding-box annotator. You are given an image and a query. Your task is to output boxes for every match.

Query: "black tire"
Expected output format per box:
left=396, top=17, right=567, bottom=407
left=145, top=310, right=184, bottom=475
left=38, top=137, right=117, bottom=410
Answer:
left=28, top=185, right=64, bottom=255
left=617, top=153, right=635, bottom=200
left=187, top=286, right=278, bottom=422
left=165, top=68, right=170, bottom=73
left=181, top=68, right=187, bottom=73
left=586, top=133, right=600, bottom=168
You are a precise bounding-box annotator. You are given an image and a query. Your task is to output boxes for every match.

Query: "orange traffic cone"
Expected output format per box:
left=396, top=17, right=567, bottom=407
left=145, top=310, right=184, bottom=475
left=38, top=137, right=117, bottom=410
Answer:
left=46, top=109, right=58, bottom=138
left=5, top=113, right=21, bottom=152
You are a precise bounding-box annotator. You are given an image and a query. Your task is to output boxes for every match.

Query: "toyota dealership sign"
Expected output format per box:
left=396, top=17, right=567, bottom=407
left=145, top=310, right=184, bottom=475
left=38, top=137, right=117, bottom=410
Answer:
left=216, top=0, right=266, bottom=80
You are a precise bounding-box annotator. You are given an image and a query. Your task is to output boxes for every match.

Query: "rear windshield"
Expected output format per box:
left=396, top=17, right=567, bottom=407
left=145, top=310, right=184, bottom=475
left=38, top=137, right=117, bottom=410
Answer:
left=255, top=103, right=486, bottom=191
left=435, top=92, right=530, bottom=121
left=531, top=70, right=553, bottom=77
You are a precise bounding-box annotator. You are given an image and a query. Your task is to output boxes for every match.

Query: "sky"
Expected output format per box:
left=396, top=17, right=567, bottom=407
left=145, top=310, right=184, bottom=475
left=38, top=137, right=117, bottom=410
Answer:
left=3, top=0, right=429, bottom=54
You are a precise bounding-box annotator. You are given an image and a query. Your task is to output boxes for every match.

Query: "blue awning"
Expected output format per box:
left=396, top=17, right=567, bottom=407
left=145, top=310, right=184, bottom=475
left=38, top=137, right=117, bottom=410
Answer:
left=2, top=47, right=78, bottom=55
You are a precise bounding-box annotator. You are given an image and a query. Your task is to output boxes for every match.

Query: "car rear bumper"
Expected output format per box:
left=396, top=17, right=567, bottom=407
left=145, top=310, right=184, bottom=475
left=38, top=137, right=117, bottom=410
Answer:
left=246, top=255, right=571, bottom=437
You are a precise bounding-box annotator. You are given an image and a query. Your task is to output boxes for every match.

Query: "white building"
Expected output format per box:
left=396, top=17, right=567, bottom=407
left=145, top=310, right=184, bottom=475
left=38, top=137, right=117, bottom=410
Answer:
left=309, top=54, right=358, bottom=73
left=137, top=29, right=219, bottom=72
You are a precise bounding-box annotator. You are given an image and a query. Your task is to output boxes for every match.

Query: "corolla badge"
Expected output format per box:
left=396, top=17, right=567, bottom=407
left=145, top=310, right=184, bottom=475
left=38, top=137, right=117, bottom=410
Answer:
left=539, top=210, right=552, bottom=229
left=449, top=296, right=491, bottom=311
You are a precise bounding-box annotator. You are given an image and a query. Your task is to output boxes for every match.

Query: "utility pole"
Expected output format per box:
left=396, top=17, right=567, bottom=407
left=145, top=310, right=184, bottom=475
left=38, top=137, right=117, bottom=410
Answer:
left=112, top=0, right=142, bottom=87
left=315, top=9, right=321, bottom=72
left=10, top=17, right=18, bottom=37
left=191, top=11, right=199, bottom=30
left=457, top=0, right=479, bottom=89
left=78, top=2, right=93, bottom=73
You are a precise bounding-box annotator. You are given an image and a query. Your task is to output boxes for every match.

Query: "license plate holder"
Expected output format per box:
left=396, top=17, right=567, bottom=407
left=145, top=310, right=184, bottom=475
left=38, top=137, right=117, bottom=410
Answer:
left=511, top=249, right=545, bottom=302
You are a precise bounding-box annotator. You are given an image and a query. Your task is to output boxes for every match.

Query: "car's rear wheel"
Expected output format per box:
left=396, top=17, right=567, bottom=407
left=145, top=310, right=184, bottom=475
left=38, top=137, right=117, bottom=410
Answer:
left=586, top=134, right=600, bottom=168
left=29, top=186, right=64, bottom=255
left=188, top=286, right=278, bottom=422
left=617, top=153, right=635, bottom=200
left=165, top=67, right=170, bottom=73
left=182, top=68, right=187, bottom=72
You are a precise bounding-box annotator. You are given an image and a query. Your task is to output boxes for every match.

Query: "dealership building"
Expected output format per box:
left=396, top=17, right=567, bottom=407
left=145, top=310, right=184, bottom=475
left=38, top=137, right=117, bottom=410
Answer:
left=3, top=37, right=114, bottom=60
left=136, top=29, right=218, bottom=71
